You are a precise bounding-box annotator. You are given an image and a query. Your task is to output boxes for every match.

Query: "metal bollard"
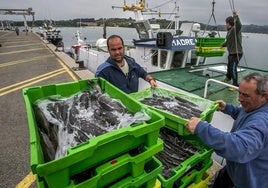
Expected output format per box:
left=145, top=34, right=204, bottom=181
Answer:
left=76, top=60, right=85, bottom=68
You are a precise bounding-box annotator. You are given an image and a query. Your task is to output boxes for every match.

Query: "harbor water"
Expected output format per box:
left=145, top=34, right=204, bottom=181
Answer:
left=57, top=26, right=268, bottom=71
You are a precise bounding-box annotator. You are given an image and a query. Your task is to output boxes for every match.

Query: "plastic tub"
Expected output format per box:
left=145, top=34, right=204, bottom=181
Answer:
left=22, top=78, right=165, bottom=188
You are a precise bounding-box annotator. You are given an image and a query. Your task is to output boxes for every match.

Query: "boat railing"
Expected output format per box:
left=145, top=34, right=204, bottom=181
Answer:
left=204, top=79, right=238, bottom=98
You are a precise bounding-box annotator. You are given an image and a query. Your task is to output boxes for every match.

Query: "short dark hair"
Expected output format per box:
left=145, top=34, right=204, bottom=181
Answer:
left=226, top=16, right=234, bottom=26
left=106, top=35, right=124, bottom=49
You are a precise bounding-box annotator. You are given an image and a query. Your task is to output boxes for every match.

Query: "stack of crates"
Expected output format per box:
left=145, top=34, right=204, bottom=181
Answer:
left=188, top=171, right=211, bottom=188
left=195, top=37, right=226, bottom=57
left=130, top=87, right=218, bottom=187
left=156, top=128, right=213, bottom=188
left=22, top=78, right=165, bottom=188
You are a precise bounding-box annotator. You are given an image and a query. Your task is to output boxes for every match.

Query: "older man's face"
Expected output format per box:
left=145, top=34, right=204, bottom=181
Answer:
left=238, top=79, right=266, bottom=112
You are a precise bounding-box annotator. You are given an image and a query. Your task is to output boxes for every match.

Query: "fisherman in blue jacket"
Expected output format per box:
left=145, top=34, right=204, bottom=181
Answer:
left=95, top=34, right=157, bottom=93
left=185, top=72, right=268, bottom=188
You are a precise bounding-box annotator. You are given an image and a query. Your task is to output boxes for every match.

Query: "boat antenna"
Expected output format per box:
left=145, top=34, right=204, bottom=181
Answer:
left=174, top=0, right=180, bottom=32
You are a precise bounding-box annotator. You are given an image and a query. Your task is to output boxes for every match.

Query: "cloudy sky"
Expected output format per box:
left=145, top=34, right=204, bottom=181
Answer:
left=1, top=0, right=267, bottom=25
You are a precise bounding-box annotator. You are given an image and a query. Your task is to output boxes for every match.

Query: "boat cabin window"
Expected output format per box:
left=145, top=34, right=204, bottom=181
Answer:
left=160, top=50, right=168, bottom=69
left=188, top=50, right=198, bottom=65
left=171, top=51, right=184, bottom=68
left=152, top=50, right=158, bottom=66
left=151, top=49, right=167, bottom=69
left=133, top=21, right=151, bottom=39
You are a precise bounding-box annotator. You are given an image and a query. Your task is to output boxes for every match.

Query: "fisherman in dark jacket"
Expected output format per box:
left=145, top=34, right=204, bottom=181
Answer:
left=95, top=35, right=157, bottom=93
left=221, top=10, right=243, bottom=88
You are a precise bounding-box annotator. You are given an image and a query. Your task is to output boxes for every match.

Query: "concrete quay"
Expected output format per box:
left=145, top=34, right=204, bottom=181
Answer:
left=0, top=30, right=93, bottom=188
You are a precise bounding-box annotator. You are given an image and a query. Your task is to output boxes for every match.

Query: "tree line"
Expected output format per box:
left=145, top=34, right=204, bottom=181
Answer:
left=13, top=18, right=268, bottom=34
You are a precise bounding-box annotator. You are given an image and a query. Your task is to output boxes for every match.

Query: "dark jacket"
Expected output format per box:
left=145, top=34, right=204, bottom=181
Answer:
left=95, top=55, right=148, bottom=93
left=222, top=15, right=243, bottom=55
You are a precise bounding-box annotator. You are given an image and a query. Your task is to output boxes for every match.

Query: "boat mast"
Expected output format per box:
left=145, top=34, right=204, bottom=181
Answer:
left=174, top=0, right=180, bottom=31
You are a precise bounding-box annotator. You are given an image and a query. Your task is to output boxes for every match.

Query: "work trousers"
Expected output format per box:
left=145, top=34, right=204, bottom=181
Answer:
left=226, top=54, right=243, bottom=86
left=212, top=166, right=235, bottom=188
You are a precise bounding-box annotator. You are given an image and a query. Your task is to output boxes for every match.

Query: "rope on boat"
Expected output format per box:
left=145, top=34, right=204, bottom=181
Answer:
left=228, top=0, right=249, bottom=70
left=195, top=0, right=227, bottom=58
left=202, top=0, right=221, bottom=37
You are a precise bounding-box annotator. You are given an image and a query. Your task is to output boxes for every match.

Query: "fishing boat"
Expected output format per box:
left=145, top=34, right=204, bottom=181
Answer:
left=72, top=0, right=268, bottom=105
left=53, top=0, right=268, bottom=186
left=73, top=0, right=205, bottom=73
left=39, top=19, right=64, bottom=47
left=70, top=0, right=268, bottom=165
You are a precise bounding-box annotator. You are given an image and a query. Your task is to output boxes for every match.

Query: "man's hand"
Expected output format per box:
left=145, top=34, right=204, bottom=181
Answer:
left=149, top=79, right=157, bottom=88
left=146, top=75, right=157, bottom=88
left=233, top=9, right=237, bottom=16
left=216, top=100, right=226, bottom=111
left=185, top=117, right=201, bottom=134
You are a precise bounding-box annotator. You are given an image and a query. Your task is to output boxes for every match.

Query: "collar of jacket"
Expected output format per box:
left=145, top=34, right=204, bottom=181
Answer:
left=106, top=55, right=137, bottom=70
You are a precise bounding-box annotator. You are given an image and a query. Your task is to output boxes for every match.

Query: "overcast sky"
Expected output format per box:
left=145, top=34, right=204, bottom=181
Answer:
left=1, top=0, right=268, bottom=25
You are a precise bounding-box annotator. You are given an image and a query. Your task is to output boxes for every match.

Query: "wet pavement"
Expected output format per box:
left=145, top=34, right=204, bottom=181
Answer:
left=0, top=30, right=93, bottom=188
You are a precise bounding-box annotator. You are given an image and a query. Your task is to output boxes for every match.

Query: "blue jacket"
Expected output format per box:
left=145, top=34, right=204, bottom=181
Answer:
left=95, top=55, right=148, bottom=93
left=195, top=103, right=268, bottom=188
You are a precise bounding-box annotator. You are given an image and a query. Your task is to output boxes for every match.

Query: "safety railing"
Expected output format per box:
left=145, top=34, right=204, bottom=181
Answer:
left=204, top=79, right=239, bottom=98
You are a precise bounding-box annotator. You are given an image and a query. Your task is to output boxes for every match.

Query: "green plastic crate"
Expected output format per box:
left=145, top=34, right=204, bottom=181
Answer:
left=195, top=47, right=225, bottom=57
left=196, top=51, right=225, bottom=57
left=108, top=156, right=162, bottom=188
left=195, top=37, right=226, bottom=57
left=158, top=153, right=213, bottom=188
left=195, top=46, right=226, bottom=57
left=157, top=131, right=213, bottom=188
left=35, top=139, right=163, bottom=188
left=22, top=78, right=165, bottom=188
left=129, top=87, right=218, bottom=136
left=195, top=37, right=225, bottom=47
left=173, top=160, right=213, bottom=188
left=188, top=171, right=210, bottom=188
left=68, top=139, right=163, bottom=188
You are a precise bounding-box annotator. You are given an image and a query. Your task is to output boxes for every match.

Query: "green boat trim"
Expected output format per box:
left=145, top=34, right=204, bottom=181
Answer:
left=149, top=63, right=268, bottom=105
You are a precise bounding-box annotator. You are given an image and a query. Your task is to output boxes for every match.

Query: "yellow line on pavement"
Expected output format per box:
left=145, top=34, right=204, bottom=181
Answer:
left=42, top=43, right=78, bottom=81
left=11, top=69, right=69, bottom=187
left=0, top=32, right=11, bottom=39
left=0, top=47, right=45, bottom=56
left=56, top=56, right=78, bottom=81
left=15, top=172, right=35, bottom=188
left=1, top=43, right=41, bottom=49
left=13, top=39, right=78, bottom=188
left=0, top=39, right=32, bottom=43
left=0, top=68, right=64, bottom=92
left=0, top=54, right=54, bottom=68
left=0, top=69, right=65, bottom=96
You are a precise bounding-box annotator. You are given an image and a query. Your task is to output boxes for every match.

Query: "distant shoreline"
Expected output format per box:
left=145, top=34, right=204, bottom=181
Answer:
left=6, top=18, right=268, bottom=34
